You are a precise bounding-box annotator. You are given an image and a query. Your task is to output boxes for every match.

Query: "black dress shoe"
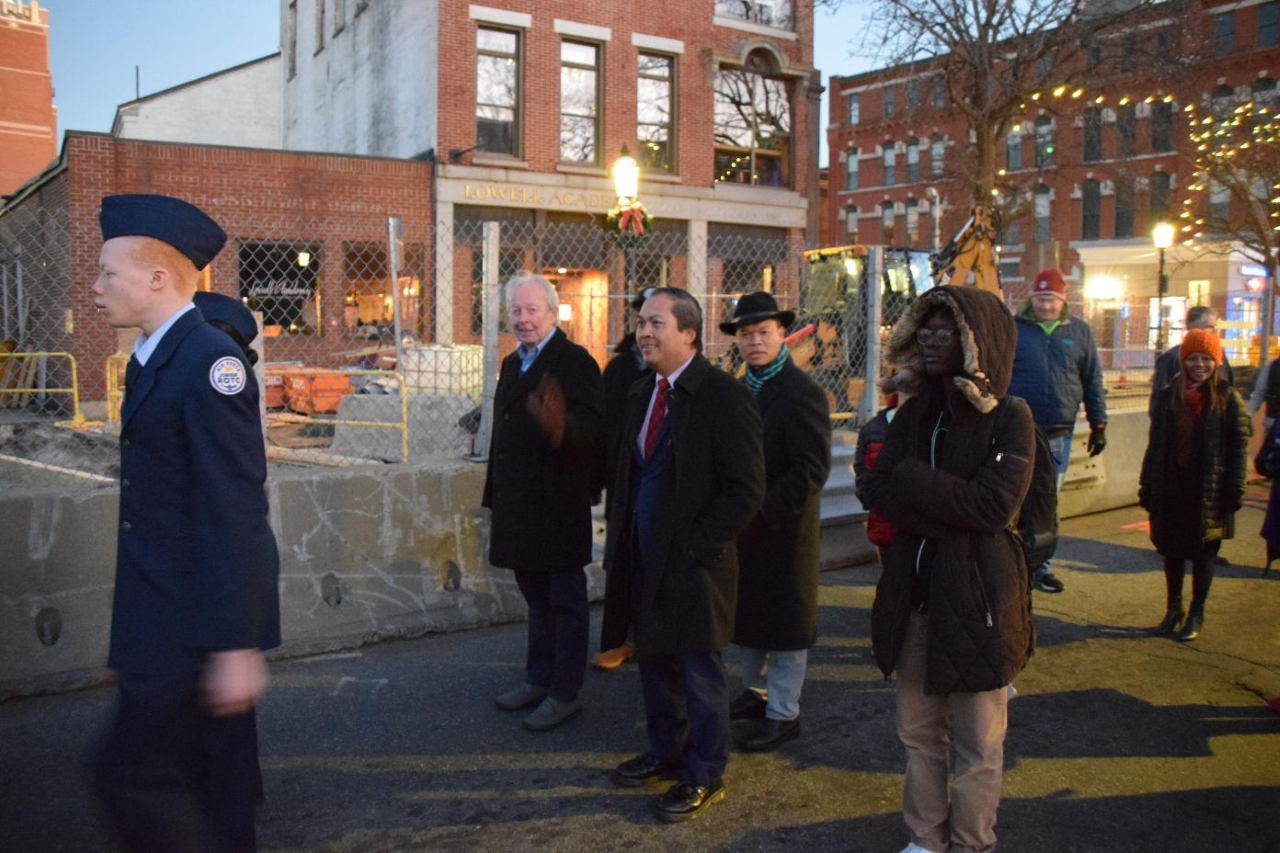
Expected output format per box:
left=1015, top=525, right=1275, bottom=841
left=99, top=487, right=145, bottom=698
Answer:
left=741, top=717, right=801, bottom=752
left=1176, top=613, right=1203, bottom=642
left=653, top=779, right=726, bottom=821
left=1152, top=607, right=1184, bottom=635
left=611, top=754, right=683, bottom=788
left=728, top=689, right=767, bottom=721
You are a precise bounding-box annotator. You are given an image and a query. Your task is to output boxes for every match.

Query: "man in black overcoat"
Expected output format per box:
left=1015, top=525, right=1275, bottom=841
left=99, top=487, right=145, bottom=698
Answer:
left=483, top=273, right=604, bottom=732
left=603, top=288, right=764, bottom=821
left=91, top=194, right=281, bottom=853
left=720, top=292, right=831, bottom=752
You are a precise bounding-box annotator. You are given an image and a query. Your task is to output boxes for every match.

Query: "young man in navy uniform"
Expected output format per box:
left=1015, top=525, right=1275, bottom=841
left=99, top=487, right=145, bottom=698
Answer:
left=91, top=194, right=281, bottom=853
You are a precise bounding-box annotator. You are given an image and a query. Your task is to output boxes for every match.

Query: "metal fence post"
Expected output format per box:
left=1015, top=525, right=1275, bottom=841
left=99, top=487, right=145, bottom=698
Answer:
left=473, top=221, right=502, bottom=460
left=859, top=246, right=883, bottom=428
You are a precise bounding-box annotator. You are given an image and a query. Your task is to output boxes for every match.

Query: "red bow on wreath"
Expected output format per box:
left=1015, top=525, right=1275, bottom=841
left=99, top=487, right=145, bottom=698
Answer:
left=618, top=201, right=647, bottom=237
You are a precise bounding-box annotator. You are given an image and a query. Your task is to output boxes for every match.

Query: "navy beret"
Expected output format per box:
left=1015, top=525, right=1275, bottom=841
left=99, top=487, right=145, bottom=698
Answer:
left=193, top=291, right=259, bottom=348
left=99, top=194, right=227, bottom=271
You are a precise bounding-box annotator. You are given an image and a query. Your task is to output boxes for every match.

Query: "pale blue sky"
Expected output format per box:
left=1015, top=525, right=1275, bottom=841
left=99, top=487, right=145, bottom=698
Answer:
left=45, top=0, right=869, bottom=167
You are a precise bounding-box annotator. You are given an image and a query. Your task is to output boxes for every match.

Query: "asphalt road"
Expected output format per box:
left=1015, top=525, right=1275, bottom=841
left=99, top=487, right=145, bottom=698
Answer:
left=3, top=491, right=1279, bottom=853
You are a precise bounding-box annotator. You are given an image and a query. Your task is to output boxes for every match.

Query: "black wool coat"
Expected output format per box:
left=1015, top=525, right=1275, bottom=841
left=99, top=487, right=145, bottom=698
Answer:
left=1140, top=380, right=1249, bottom=557
left=482, top=328, right=604, bottom=573
left=732, top=359, right=832, bottom=651
left=600, top=354, right=765, bottom=658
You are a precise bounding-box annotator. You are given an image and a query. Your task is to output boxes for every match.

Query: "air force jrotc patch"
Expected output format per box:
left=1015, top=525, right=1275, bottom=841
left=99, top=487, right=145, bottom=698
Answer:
left=209, top=356, right=247, bottom=395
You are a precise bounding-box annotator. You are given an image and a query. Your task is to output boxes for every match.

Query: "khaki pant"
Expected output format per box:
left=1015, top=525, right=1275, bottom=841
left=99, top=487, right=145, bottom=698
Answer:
left=895, top=611, right=1008, bottom=853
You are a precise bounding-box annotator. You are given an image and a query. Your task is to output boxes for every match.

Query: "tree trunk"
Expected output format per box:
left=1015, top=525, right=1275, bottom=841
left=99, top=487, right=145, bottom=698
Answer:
left=972, top=121, right=998, bottom=207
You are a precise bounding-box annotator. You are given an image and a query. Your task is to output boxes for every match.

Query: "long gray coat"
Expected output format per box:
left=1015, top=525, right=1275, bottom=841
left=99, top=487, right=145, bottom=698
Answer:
left=732, top=359, right=831, bottom=651
left=600, top=354, right=765, bottom=658
left=482, top=328, right=604, bottom=573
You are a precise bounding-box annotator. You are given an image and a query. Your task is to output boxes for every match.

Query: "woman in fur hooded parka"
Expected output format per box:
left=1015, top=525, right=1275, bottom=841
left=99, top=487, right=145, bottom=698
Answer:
left=862, top=285, right=1035, bottom=853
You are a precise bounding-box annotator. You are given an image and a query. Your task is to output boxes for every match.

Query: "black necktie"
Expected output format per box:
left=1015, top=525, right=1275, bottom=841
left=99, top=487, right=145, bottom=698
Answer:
left=124, top=354, right=141, bottom=389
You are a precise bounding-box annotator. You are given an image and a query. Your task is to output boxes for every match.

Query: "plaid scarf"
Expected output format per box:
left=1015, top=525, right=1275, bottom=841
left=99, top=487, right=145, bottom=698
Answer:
left=744, top=343, right=789, bottom=396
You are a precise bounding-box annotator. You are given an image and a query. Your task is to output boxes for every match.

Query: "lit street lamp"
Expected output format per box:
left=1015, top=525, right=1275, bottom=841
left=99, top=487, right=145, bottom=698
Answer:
left=1152, top=221, right=1175, bottom=353
left=612, top=146, right=641, bottom=325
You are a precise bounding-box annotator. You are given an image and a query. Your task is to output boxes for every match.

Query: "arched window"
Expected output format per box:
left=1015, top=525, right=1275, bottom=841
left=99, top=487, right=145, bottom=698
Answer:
left=905, top=137, right=920, bottom=183
left=712, top=50, right=792, bottom=187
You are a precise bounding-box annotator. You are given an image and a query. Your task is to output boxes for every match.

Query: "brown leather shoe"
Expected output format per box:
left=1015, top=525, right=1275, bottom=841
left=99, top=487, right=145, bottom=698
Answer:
left=591, top=643, right=635, bottom=670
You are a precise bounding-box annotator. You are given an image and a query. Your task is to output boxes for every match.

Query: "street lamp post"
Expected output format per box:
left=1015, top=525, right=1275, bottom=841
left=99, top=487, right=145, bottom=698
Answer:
left=612, top=145, right=641, bottom=326
left=1152, top=221, right=1175, bottom=353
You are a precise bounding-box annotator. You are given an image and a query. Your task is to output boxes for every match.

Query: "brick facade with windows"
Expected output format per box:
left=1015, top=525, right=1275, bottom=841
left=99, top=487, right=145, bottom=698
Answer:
left=3, top=133, right=435, bottom=399
left=826, top=0, right=1280, bottom=313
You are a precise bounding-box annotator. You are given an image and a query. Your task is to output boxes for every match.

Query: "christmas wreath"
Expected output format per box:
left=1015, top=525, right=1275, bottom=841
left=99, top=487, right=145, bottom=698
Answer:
left=604, top=200, right=653, bottom=248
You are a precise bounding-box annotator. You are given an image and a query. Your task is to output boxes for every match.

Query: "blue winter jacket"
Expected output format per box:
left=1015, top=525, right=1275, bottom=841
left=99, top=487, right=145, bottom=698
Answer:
left=1007, top=303, right=1107, bottom=431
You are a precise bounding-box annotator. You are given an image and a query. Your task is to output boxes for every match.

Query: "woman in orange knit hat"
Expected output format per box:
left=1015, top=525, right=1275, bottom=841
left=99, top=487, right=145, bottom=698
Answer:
left=1139, top=328, right=1250, bottom=641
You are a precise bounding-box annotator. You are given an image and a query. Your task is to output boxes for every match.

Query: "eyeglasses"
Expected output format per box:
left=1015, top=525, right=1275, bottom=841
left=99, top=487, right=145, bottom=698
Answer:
left=916, top=327, right=958, bottom=346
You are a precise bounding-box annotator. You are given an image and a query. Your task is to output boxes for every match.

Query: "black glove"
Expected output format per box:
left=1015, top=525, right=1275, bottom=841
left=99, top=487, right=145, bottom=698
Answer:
left=1087, top=425, right=1107, bottom=457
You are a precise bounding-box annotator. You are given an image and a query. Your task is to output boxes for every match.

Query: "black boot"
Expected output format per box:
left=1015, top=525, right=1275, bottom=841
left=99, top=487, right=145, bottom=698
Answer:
left=1152, top=605, right=1184, bottom=635
left=1176, top=610, right=1203, bottom=642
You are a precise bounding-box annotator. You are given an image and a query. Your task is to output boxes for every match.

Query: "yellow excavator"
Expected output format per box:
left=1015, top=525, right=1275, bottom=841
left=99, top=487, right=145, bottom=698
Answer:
left=930, top=205, right=1001, bottom=295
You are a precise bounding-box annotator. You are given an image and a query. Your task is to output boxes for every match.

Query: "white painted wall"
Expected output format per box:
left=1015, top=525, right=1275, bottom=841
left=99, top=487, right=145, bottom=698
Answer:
left=283, top=0, right=438, bottom=159
left=112, top=55, right=283, bottom=149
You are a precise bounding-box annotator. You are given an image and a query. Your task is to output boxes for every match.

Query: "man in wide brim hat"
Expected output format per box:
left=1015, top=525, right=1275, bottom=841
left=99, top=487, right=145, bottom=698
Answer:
left=719, top=291, right=795, bottom=334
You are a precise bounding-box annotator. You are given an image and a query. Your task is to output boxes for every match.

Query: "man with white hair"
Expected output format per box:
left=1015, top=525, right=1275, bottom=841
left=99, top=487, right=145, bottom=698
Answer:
left=483, top=273, right=604, bottom=732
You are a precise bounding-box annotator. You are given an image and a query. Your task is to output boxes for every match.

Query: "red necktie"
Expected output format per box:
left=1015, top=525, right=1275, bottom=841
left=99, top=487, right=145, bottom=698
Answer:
left=643, top=378, right=670, bottom=460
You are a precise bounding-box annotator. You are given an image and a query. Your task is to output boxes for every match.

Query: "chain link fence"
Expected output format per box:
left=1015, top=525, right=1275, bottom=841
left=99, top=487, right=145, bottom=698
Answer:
left=0, top=206, right=892, bottom=494
left=1, top=193, right=1194, bottom=496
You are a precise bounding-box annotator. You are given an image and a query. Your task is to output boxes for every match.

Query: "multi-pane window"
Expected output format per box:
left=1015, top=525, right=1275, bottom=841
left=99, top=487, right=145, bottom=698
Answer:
left=1006, top=129, right=1022, bottom=171
left=883, top=142, right=896, bottom=185
left=1117, top=105, right=1136, bottom=158
left=1038, top=52, right=1054, bottom=81
left=1151, top=101, right=1172, bottom=152
left=905, top=138, right=919, bottom=183
left=1150, top=172, right=1172, bottom=218
left=848, top=93, right=860, bottom=125
left=932, top=76, right=946, bottom=108
left=1209, top=180, right=1231, bottom=222
left=1214, top=12, right=1235, bottom=57
left=714, top=0, right=794, bottom=29
left=560, top=41, right=600, bottom=164
left=1081, top=179, right=1101, bottom=240
left=884, top=86, right=896, bottom=119
left=999, top=259, right=1022, bottom=280
left=1034, top=186, right=1051, bottom=243
left=1003, top=219, right=1021, bottom=244
left=906, top=199, right=920, bottom=243
left=1114, top=178, right=1133, bottom=238
left=713, top=66, right=791, bottom=187
left=637, top=53, right=674, bottom=171
left=1212, top=84, right=1234, bottom=120
left=881, top=202, right=896, bottom=241
left=1261, top=2, right=1280, bottom=48
left=476, top=27, right=520, bottom=156
left=845, top=203, right=858, bottom=236
left=239, top=242, right=321, bottom=335
left=930, top=134, right=945, bottom=176
left=1083, top=108, right=1103, bottom=162
left=908, top=79, right=922, bottom=113
left=1035, top=116, right=1054, bottom=167
left=845, top=148, right=858, bottom=190
left=1120, top=34, right=1138, bottom=73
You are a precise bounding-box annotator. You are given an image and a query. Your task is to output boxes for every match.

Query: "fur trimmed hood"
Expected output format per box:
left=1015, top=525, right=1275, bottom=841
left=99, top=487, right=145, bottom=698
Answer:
left=879, top=286, right=1017, bottom=414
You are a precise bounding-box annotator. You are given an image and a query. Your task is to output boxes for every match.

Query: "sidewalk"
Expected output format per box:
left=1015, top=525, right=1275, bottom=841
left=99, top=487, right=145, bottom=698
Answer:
left=2, top=492, right=1278, bottom=853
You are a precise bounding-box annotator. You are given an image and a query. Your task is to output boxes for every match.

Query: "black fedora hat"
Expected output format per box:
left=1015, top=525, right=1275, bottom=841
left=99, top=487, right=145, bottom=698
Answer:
left=719, top=291, right=795, bottom=334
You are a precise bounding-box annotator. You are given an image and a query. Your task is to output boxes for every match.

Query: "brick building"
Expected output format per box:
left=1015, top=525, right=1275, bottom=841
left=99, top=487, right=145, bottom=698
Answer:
left=1, top=133, right=434, bottom=401
left=284, top=0, right=823, bottom=354
left=826, top=0, right=1280, bottom=365
left=0, top=0, right=56, bottom=199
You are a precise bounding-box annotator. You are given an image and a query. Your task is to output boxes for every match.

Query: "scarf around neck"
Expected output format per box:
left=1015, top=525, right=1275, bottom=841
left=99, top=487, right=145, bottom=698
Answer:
left=744, top=343, right=789, bottom=395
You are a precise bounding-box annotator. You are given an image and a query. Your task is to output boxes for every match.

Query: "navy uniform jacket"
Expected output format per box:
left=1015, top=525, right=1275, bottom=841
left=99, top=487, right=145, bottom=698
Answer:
left=109, top=307, right=281, bottom=675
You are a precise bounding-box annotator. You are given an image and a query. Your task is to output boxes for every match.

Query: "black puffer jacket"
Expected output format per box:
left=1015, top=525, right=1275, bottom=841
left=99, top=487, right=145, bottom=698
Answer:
left=1140, top=379, right=1249, bottom=553
left=863, top=286, right=1035, bottom=695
